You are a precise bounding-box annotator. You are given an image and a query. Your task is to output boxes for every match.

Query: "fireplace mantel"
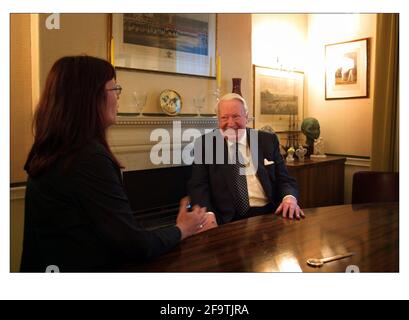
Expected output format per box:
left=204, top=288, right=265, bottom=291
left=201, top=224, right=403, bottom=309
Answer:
left=115, top=115, right=218, bottom=127
left=107, top=115, right=218, bottom=171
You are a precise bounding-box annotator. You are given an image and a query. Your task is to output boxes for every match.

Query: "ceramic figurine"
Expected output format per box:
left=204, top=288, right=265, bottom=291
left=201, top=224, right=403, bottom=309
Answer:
left=295, top=145, right=307, bottom=161
left=311, top=137, right=327, bottom=158
left=286, top=147, right=295, bottom=162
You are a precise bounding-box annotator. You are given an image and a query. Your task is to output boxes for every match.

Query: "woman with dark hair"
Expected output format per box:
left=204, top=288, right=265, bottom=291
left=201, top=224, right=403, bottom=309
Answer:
left=21, top=55, right=207, bottom=272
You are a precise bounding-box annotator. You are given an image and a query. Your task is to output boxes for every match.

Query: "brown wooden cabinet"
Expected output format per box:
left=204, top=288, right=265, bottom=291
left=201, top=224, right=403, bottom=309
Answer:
left=286, top=156, right=346, bottom=209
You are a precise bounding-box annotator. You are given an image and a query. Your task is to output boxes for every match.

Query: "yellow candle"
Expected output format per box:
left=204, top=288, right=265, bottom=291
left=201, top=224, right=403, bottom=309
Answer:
left=216, top=55, right=221, bottom=88
left=110, top=37, right=115, bottom=66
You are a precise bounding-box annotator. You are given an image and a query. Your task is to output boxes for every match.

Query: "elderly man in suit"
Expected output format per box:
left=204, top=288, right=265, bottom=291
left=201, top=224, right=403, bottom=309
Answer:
left=188, top=93, right=304, bottom=226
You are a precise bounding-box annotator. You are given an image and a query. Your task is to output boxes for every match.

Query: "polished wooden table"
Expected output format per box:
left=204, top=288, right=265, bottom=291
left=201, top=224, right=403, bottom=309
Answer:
left=121, top=203, right=399, bottom=272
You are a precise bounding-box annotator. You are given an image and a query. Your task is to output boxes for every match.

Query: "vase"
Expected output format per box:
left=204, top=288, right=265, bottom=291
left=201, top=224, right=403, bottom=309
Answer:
left=232, top=78, right=242, bottom=96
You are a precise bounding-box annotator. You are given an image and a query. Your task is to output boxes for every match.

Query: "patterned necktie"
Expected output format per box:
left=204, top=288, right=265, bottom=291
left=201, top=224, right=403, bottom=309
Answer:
left=232, top=143, right=250, bottom=216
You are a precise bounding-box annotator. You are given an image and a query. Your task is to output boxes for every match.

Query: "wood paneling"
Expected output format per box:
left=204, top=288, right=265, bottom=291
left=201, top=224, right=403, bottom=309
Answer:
left=286, top=156, right=346, bottom=208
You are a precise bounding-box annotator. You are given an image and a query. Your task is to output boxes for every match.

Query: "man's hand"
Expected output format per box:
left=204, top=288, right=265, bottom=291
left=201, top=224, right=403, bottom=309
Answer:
left=195, top=212, right=218, bottom=234
left=275, top=196, right=305, bottom=220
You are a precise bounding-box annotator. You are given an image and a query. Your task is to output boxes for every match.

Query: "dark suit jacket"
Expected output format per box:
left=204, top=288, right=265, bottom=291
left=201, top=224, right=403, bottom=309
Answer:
left=20, top=141, right=181, bottom=272
left=188, top=128, right=299, bottom=224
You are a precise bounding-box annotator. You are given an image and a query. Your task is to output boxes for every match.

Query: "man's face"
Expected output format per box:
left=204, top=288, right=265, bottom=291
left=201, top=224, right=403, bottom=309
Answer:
left=218, top=99, right=248, bottom=138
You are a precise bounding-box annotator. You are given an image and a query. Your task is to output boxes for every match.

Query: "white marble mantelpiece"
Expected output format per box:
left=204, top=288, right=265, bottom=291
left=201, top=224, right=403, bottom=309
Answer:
left=114, top=115, right=218, bottom=127
left=107, top=115, right=218, bottom=171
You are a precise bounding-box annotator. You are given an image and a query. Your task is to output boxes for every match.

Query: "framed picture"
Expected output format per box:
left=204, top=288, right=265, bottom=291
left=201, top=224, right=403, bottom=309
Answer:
left=253, top=65, right=304, bottom=132
left=325, top=38, right=369, bottom=100
left=108, top=13, right=216, bottom=78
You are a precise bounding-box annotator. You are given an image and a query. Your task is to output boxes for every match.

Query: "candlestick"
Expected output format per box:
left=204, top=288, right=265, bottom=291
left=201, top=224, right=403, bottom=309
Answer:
left=213, top=87, right=221, bottom=104
left=110, top=37, right=115, bottom=66
left=216, top=54, right=221, bottom=88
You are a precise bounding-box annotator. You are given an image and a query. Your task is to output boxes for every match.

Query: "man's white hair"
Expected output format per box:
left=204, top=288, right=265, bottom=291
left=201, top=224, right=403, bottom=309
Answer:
left=215, top=93, right=249, bottom=115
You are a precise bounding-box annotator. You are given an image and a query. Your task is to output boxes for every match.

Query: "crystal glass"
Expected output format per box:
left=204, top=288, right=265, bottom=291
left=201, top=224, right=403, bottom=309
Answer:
left=132, top=92, right=147, bottom=117
left=213, top=87, right=221, bottom=103
left=193, top=94, right=206, bottom=117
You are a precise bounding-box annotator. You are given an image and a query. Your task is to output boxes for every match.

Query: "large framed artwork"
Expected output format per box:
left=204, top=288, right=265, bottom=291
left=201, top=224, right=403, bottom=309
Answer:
left=325, top=38, right=369, bottom=100
left=108, top=13, right=217, bottom=78
left=253, top=65, right=304, bottom=132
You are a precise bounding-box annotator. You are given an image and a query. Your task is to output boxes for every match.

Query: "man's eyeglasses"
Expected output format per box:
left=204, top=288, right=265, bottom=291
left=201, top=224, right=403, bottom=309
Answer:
left=107, top=84, right=122, bottom=96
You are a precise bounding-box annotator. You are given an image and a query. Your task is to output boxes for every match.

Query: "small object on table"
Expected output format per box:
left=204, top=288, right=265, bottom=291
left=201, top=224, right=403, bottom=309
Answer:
left=232, top=78, right=242, bottom=96
left=132, top=91, right=147, bottom=117
left=301, top=117, right=320, bottom=156
left=193, top=94, right=206, bottom=117
left=295, top=145, right=307, bottom=161
left=306, top=252, right=355, bottom=267
left=311, top=136, right=327, bottom=158
left=286, top=147, right=295, bottom=162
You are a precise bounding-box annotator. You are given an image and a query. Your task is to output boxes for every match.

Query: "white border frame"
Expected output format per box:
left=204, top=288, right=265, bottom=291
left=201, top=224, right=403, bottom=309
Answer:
left=325, top=38, right=369, bottom=100
left=254, top=65, right=304, bottom=132
left=111, top=13, right=216, bottom=78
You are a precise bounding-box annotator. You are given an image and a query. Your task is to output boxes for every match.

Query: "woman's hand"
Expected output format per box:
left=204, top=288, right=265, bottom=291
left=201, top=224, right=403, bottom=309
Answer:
left=176, top=197, right=207, bottom=240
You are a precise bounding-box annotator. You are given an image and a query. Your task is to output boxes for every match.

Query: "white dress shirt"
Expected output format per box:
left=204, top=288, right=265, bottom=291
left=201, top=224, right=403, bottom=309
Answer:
left=224, top=130, right=269, bottom=207
left=223, top=129, right=296, bottom=207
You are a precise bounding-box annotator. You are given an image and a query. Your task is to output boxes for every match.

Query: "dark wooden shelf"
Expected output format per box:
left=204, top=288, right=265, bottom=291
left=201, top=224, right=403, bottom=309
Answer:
left=286, top=156, right=346, bottom=209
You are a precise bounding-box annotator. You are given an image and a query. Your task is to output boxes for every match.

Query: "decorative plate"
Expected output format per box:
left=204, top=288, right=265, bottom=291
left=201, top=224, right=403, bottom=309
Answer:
left=159, top=89, right=182, bottom=116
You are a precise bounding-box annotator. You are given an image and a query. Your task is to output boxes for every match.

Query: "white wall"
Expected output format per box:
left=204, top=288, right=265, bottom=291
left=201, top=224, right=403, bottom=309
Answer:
left=39, top=14, right=108, bottom=91
left=251, top=14, right=308, bottom=139
left=307, top=14, right=377, bottom=157
left=218, top=14, right=253, bottom=117
left=252, top=14, right=308, bottom=72
left=251, top=13, right=376, bottom=158
left=11, top=14, right=33, bottom=183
